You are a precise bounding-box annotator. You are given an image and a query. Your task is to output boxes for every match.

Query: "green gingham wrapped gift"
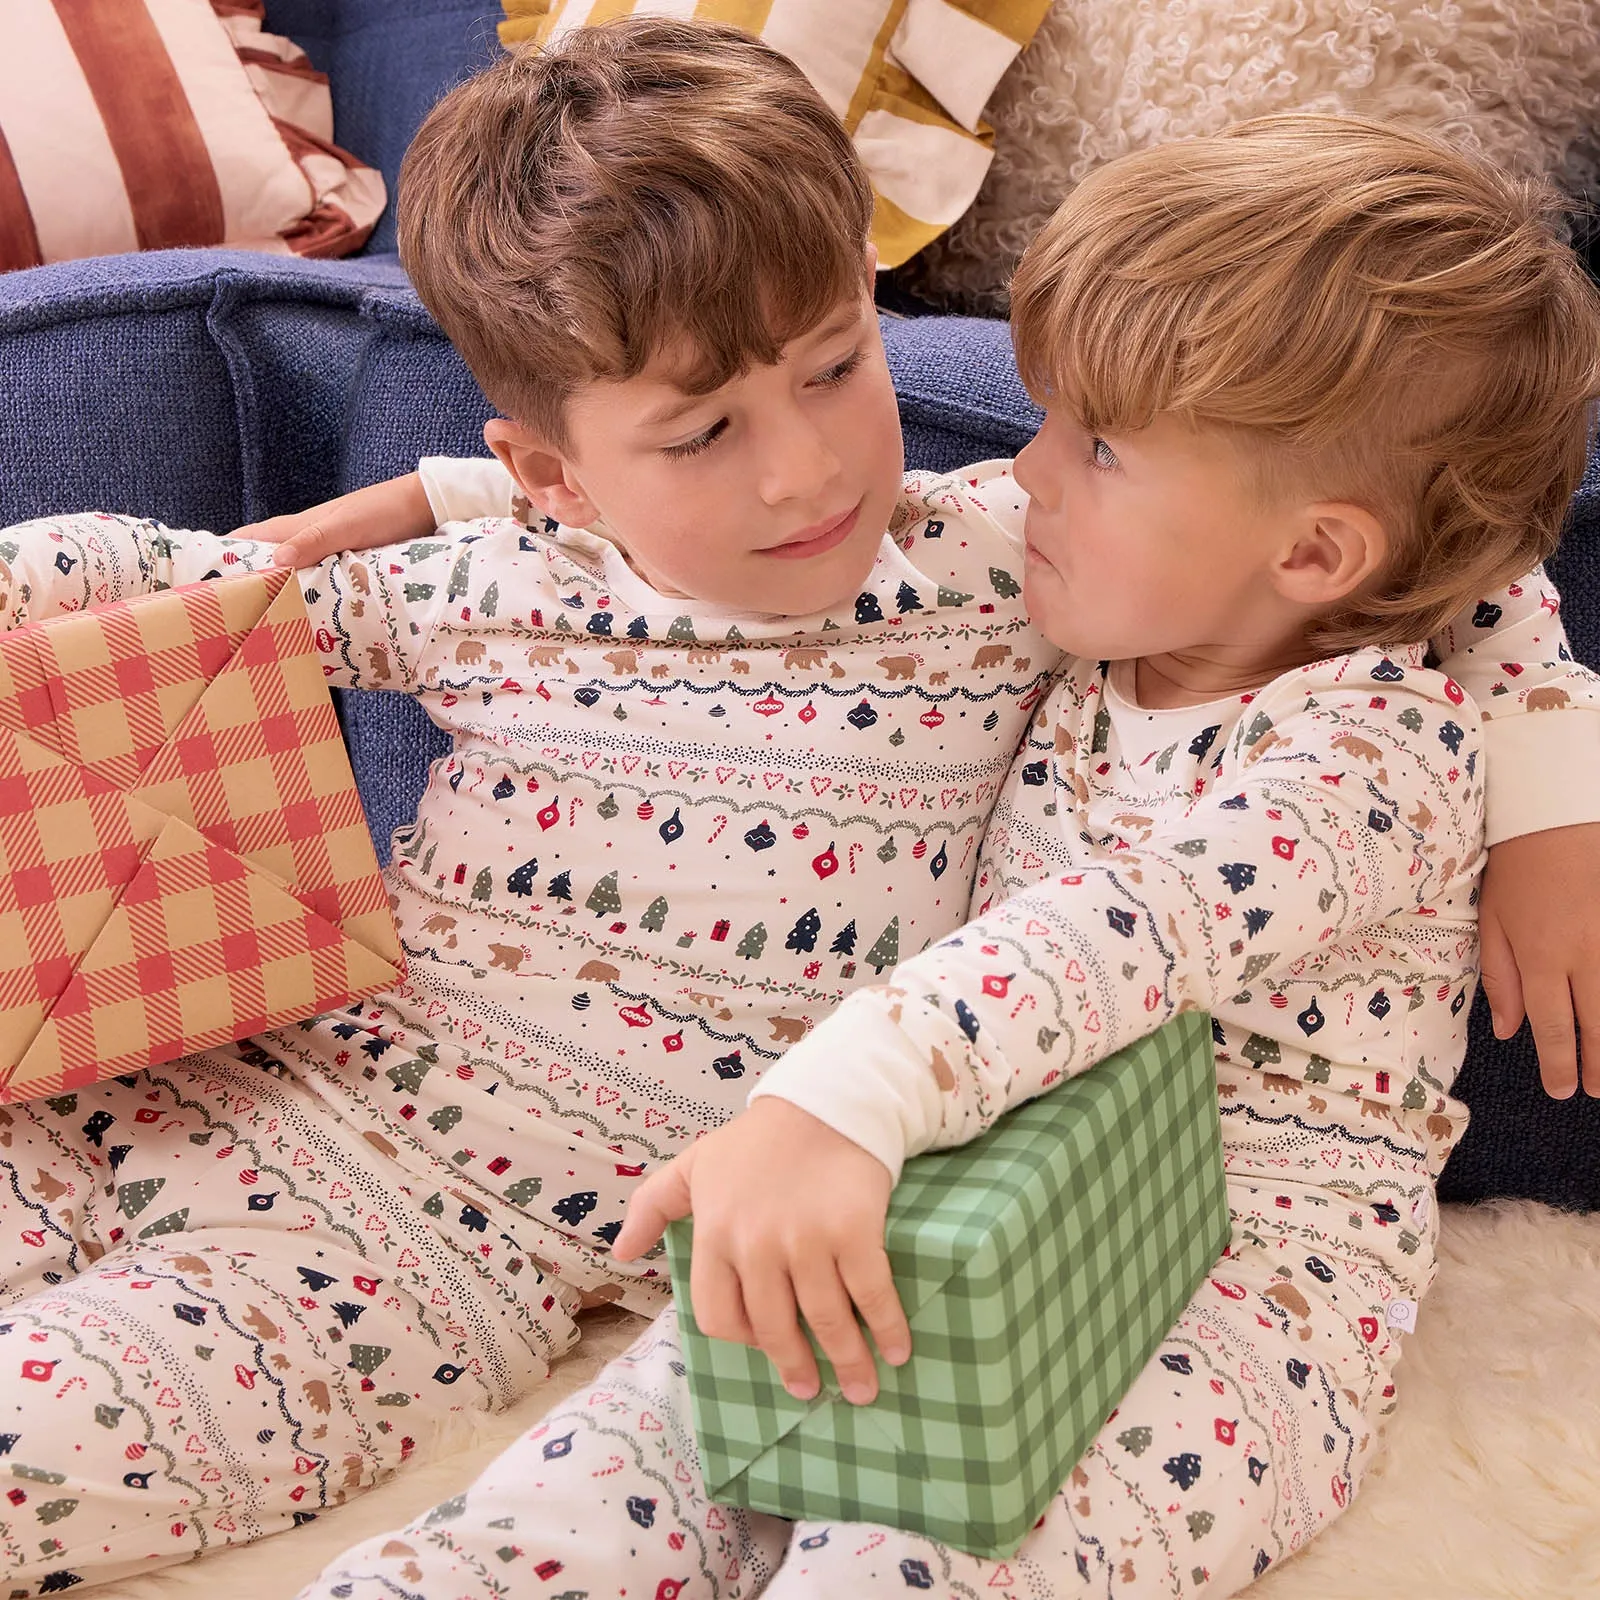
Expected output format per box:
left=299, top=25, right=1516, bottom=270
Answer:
left=666, top=1008, right=1229, bottom=1559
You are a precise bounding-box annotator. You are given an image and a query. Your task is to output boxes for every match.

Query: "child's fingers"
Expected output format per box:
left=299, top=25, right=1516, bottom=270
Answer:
left=688, top=1250, right=755, bottom=1348
left=610, top=1161, right=689, bottom=1261
left=791, top=1258, right=879, bottom=1405
left=271, top=518, right=343, bottom=569
left=838, top=1241, right=911, bottom=1369
left=741, top=1264, right=822, bottom=1401
left=1576, top=977, right=1600, bottom=1099
left=1476, top=904, right=1525, bottom=1040
left=1524, top=974, right=1579, bottom=1099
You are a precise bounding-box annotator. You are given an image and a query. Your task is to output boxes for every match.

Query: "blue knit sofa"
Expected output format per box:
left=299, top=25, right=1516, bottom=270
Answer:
left=1, top=0, right=1597, bottom=1217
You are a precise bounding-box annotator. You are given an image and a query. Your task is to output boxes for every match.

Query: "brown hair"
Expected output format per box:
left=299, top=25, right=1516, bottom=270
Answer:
left=397, top=16, right=874, bottom=448
left=1010, top=113, right=1600, bottom=652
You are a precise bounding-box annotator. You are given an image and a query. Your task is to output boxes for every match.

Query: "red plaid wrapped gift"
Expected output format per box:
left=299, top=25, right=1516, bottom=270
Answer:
left=0, top=567, right=404, bottom=1102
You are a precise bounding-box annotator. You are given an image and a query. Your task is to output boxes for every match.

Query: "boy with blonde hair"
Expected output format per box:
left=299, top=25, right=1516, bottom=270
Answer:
left=296, top=113, right=1600, bottom=1599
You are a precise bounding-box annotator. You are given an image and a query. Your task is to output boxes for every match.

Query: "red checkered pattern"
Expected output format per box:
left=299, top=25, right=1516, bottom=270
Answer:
left=0, top=570, right=403, bottom=1101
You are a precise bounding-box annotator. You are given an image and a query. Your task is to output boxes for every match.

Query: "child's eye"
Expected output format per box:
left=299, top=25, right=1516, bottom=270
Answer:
left=812, top=350, right=863, bottom=388
left=1088, top=436, right=1119, bottom=472
left=661, top=418, right=728, bottom=460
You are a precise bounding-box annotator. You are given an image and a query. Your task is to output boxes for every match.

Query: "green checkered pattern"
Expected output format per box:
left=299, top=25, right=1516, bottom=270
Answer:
left=667, top=1009, right=1229, bottom=1558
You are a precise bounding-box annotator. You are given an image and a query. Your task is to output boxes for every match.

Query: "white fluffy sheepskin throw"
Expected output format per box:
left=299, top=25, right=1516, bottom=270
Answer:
left=121, top=1200, right=1600, bottom=1600
left=908, top=0, right=1600, bottom=312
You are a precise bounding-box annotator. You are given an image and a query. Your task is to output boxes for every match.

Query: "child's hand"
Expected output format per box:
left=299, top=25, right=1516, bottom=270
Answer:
left=234, top=473, right=435, bottom=568
left=612, top=1098, right=912, bottom=1405
left=1479, top=821, right=1600, bottom=1098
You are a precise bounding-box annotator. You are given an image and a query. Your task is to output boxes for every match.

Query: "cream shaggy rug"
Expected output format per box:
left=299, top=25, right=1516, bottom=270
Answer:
left=115, top=1199, right=1600, bottom=1600
left=908, top=0, right=1600, bottom=312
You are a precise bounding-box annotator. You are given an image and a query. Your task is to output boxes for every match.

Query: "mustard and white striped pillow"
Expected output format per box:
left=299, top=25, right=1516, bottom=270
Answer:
left=499, top=0, right=1051, bottom=268
left=0, top=0, right=385, bottom=272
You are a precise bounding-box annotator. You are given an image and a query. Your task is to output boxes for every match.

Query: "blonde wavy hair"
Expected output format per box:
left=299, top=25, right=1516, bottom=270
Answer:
left=1010, top=113, right=1600, bottom=652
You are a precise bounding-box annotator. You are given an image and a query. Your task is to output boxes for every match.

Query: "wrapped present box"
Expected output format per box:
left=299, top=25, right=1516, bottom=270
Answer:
left=667, top=1007, right=1228, bottom=1558
left=0, top=567, right=404, bottom=1101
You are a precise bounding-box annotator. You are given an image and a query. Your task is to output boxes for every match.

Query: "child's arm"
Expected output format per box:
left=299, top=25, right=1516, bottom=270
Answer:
left=0, top=513, right=456, bottom=695
left=618, top=659, right=1478, bottom=1398
left=252, top=458, right=524, bottom=569
left=1429, top=565, right=1600, bottom=1094
left=747, top=669, right=1479, bottom=1178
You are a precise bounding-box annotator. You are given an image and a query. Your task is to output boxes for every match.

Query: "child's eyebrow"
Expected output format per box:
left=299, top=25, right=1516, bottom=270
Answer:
left=639, top=391, right=715, bottom=429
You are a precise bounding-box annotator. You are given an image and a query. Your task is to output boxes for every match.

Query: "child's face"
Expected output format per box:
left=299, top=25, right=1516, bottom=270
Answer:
left=1013, top=408, right=1298, bottom=663
left=509, top=290, right=905, bottom=616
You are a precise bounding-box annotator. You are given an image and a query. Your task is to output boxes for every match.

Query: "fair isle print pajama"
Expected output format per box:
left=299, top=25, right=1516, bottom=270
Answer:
left=0, top=1042, right=574, bottom=1594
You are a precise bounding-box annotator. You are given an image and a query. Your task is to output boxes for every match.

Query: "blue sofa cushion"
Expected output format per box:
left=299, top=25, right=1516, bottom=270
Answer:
left=0, top=250, right=409, bottom=533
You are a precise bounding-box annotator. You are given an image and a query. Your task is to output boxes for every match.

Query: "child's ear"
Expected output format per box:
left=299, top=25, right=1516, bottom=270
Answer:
left=482, top=418, right=600, bottom=529
left=1272, top=502, right=1388, bottom=609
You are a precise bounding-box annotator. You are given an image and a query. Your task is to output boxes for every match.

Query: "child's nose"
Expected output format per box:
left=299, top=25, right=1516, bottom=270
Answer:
left=757, top=419, right=841, bottom=506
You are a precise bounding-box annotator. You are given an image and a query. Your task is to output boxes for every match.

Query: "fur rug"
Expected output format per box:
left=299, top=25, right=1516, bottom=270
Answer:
left=904, top=0, right=1600, bottom=313
left=116, top=1199, right=1600, bottom=1599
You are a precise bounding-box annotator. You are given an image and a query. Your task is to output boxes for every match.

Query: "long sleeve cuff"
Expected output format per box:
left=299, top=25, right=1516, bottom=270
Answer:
left=747, top=1002, right=944, bottom=1184
left=418, top=456, right=519, bottom=527
left=1483, top=710, right=1600, bottom=844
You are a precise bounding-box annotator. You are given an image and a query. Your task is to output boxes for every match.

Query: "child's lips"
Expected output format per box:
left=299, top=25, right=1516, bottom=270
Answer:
left=765, top=502, right=861, bottom=559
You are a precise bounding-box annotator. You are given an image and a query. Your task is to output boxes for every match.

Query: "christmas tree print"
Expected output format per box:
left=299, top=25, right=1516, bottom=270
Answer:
left=548, top=870, right=573, bottom=901
left=855, top=593, right=884, bottom=624
left=428, top=1105, right=463, bottom=1135
left=829, top=920, right=856, bottom=956
left=586, top=871, right=622, bottom=917
left=1241, top=1033, right=1281, bottom=1068
left=640, top=896, right=669, bottom=933
left=507, top=857, right=540, bottom=897
left=504, top=1176, right=543, bottom=1207
left=866, top=917, right=900, bottom=972
left=736, top=923, right=768, bottom=959
left=785, top=908, right=822, bottom=953
left=346, top=1344, right=392, bottom=1376
left=447, top=550, right=472, bottom=600
left=937, top=585, right=974, bottom=607
left=140, top=1208, right=191, bottom=1238
left=989, top=566, right=1021, bottom=599
left=479, top=579, right=499, bottom=617
left=627, top=615, right=649, bottom=640
left=117, top=1177, right=164, bottom=1220
left=667, top=616, right=697, bottom=644
left=470, top=866, right=493, bottom=902
left=896, top=581, right=924, bottom=614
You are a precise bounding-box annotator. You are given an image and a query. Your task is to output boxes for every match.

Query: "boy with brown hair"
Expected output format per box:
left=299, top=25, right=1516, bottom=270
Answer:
left=294, top=113, right=1600, bottom=1599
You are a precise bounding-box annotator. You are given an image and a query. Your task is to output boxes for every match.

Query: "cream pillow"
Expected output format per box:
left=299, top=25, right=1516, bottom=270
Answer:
left=912, top=0, right=1600, bottom=311
left=0, top=0, right=385, bottom=271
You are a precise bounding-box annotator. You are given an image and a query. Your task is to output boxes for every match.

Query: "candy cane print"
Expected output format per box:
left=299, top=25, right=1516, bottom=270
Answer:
left=848, top=842, right=863, bottom=874
left=961, top=835, right=975, bottom=867
left=568, top=796, right=583, bottom=827
left=708, top=814, right=728, bottom=843
left=55, top=1375, right=87, bottom=1400
left=1009, top=992, right=1037, bottom=1021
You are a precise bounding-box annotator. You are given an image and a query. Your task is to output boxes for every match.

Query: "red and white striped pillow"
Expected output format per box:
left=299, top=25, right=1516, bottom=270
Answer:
left=0, top=0, right=385, bottom=271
